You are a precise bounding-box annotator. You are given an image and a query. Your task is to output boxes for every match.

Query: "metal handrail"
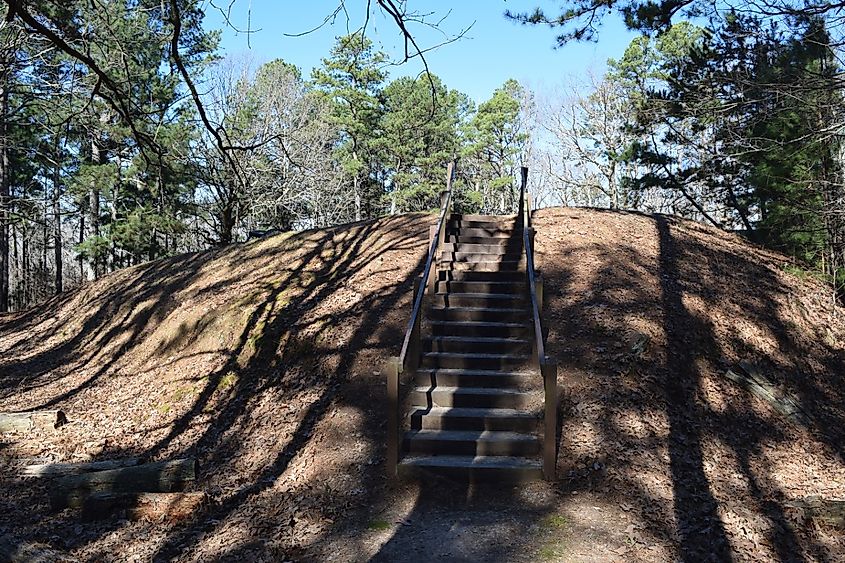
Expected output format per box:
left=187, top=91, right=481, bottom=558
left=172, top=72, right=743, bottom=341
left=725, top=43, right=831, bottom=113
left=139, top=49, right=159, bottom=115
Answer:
left=398, top=161, right=455, bottom=368
left=386, top=161, right=455, bottom=477
left=524, top=230, right=546, bottom=363
left=519, top=167, right=545, bottom=364
left=519, top=166, right=557, bottom=480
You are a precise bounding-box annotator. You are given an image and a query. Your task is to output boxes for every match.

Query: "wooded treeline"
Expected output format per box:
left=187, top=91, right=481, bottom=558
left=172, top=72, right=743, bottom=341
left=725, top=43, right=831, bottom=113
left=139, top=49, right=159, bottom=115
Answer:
left=0, top=2, right=532, bottom=311
left=0, top=0, right=843, bottom=312
left=520, top=1, right=845, bottom=300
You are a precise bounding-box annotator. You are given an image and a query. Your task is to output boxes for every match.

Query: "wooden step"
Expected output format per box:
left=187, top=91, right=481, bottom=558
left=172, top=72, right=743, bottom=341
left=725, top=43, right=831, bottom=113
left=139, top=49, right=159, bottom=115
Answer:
left=434, top=280, right=526, bottom=295
left=429, top=320, right=530, bottom=338
left=431, top=292, right=527, bottom=308
left=414, top=368, right=534, bottom=388
left=445, top=227, right=517, bottom=239
left=439, top=252, right=524, bottom=263
left=429, top=306, right=528, bottom=323
left=447, top=214, right=518, bottom=228
left=424, top=336, right=530, bottom=355
left=410, top=385, right=533, bottom=408
left=398, top=455, right=542, bottom=482
left=437, top=270, right=525, bottom=282
left=441, top=243, right=523, bottom=255
left=403, top=430, right=540, bottom=456
left=422, top=352, right=531, bottom=370
left=450, top=213, right=517, bottom=223
left=446, top=221, right=518, bottom=232
left=440, top=260, right=525, bottom=272
left=409, top=406, right=540, bottom=431
left=444, top=235, right=520, bottom=246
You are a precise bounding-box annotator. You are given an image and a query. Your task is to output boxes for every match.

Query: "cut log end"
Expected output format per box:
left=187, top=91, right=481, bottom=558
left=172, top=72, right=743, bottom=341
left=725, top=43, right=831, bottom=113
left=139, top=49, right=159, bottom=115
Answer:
left=724, top=365, right=811, bottom=426
left=0, top=410, right=67, bottom=433
left=785, top=497, right=845, bottom=528
left=21, top=458, right=141, bottom=478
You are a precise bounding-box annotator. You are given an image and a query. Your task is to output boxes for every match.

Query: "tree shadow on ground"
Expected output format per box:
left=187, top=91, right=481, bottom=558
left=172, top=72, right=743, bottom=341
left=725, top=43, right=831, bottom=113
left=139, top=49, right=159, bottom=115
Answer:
left=536, top=208, right=843, bottom=561
left=1, top=208, right=843, bottom=561
left=0, top=213, right=435, bottom=560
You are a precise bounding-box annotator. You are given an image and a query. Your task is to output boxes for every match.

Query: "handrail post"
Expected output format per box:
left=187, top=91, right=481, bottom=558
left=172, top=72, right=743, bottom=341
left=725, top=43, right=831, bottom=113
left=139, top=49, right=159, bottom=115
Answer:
left=536, top=274, right=544, bottom=317
left=438, top=189, right=449, bottom=241
left=518, top=166, right=527, bottom=228
left=430, top=161, right=454, bottom=296
left=428, top=225, right=439, bottom=294
left=542, top=358, right=558, bottom=480
left=520, top=167, right=530, bottom=227
left=385, top=356, right=401, bottom=477
left=409, top=276, right=423, bottom=371
left=525, top=192, right=532, bottom=228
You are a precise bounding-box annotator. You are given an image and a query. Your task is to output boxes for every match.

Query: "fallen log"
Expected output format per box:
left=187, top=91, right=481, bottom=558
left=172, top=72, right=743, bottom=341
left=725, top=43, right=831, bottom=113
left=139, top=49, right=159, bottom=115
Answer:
left=723, top=363, right=811, bottom=426
left=0, top=534, right=70, bottom=562
left=785, top=496, right=845, bottom=528
left=21, top=458, right=141, bottom=478
left=0, top=411, right=67, bottom=433
left=50, top=458, right=198, bottom=510
left=81, top=491, right=208, bottom=522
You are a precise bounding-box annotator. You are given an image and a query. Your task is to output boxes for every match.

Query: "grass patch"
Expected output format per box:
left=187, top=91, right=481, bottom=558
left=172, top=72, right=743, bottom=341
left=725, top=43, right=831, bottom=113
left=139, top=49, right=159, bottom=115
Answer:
left=367, top=519, right=392, bottom=531
left=783, top=262, right=830, bottom=285
left=538, top=541, right=567, bottom=560
left=540, top=514, right=569, bottom=529
left=217, top=372, right=238, bottom=391
left=537, top=513, right=568, bottom=559
left=783, top=263, right=812, bottom=280
left=171, top=384, right=194, bottom=402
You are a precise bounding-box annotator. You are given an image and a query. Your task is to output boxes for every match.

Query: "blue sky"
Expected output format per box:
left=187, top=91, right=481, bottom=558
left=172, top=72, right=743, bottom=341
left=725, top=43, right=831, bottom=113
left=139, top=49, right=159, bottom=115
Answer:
left=201, top=2, right=639, bottom=102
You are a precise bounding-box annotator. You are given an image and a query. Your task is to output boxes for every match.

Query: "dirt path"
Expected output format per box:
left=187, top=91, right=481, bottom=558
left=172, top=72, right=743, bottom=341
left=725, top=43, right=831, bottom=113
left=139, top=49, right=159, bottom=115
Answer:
left=312, top=481, right=634, bottom=563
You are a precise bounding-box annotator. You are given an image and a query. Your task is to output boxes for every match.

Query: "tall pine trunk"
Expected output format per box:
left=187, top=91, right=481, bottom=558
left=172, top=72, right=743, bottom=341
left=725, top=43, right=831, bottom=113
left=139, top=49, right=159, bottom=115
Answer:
left=84, top=136, right=101, bottom=282
left=53, top=151, right=62, bottom=294
left=110, top=162, right=119, bottom=272
left=0, top=70, right=10, bottom=312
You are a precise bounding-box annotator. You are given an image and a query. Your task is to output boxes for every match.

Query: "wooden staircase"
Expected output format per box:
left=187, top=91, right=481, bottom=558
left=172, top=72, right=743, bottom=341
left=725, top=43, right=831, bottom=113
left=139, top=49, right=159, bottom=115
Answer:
left=400, top=213, right=542, bottom=481
left=385, top=164, right=558, bottom=483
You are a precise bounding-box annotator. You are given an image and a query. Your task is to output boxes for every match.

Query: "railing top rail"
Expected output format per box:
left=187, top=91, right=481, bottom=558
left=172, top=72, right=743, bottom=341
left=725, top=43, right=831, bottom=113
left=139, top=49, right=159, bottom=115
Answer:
left=524, top=228, right=546, bottom=363
left=519, top=166, right=530, bottom=229
left=520, top=166, right=548, bottom=366
left=398, top=161, right=455, bottom=367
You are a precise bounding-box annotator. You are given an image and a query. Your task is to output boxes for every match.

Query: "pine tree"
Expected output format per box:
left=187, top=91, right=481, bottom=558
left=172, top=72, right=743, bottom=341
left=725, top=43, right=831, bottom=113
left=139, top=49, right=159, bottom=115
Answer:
left=463, top=79, right=529, bottom=214
left=313, top=32, right=386, bottom=221
left=379, top=74, right=465, bottom=212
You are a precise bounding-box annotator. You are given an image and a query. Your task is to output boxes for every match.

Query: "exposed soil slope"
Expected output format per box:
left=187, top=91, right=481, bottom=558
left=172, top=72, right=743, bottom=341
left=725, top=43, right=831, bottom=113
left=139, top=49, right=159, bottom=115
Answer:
left=0, top=208, right=842, bottom=562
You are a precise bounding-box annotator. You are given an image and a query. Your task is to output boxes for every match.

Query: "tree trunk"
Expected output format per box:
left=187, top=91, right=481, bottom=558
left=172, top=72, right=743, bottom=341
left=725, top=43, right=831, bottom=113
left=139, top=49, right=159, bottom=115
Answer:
left=86, top=186, right=99, bottom=281
left=220, top=200, right=235, bottom=245
left=109, top=165, right=117, bottom=271
left=84, top=137, right=101, bottom=282
left=53, top=155, right=62, bottom=293
left=0, top=70, right=9, bottom=312
left=21, top=228, right=28, bottom=306
left=353, top=176, right=362, bottom=222
left=78, top=207, right=85, bottom=280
